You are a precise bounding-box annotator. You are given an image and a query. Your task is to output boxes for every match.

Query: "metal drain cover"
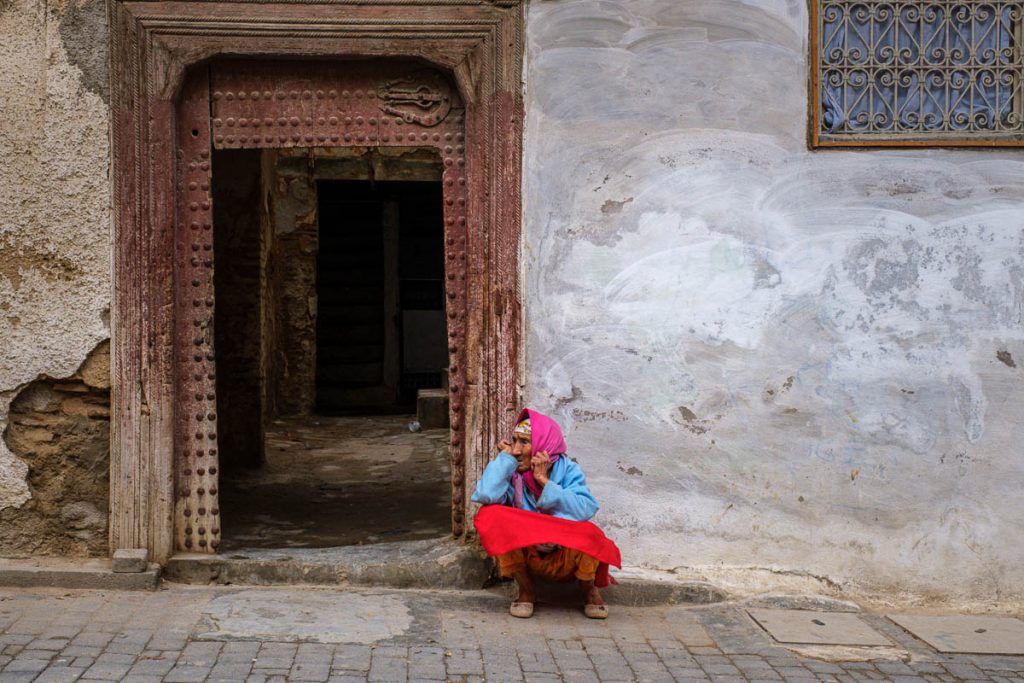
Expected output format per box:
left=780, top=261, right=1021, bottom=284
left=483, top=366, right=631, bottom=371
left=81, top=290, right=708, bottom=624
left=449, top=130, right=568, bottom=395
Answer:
left=748, top=609, right=891, bottom=646
left=888, top=615, right=1024, bottom=654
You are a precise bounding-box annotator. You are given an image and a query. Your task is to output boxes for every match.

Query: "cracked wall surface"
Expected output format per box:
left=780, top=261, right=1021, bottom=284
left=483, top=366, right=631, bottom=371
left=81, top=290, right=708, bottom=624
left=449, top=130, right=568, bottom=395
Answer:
left=522, top=0, right=1024, bottom=605
left=0, top=0, right=110, bottom=520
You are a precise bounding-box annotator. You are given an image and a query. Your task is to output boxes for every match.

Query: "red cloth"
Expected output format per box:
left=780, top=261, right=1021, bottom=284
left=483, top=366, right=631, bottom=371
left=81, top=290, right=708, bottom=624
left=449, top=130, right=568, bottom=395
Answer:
left=474, top=505, right=621, bottom=588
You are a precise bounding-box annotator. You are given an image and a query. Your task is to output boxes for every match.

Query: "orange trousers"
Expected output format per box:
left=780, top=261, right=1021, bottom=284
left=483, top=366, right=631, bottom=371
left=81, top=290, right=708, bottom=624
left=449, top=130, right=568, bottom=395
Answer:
left=495, top=545, right=600, bottom=583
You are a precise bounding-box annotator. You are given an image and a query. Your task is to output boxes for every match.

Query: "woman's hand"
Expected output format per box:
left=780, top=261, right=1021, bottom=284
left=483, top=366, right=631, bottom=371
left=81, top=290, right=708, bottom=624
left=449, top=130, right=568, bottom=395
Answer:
left=531, top=450, right=552, bottom=485
left=496, top=438, right=513, bottom=455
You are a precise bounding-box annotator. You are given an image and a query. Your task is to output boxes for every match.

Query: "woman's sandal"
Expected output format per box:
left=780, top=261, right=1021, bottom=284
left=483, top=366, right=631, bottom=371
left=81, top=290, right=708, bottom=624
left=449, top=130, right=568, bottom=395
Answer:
left=584, top=603, right=609, bottom=619
left=509, top=601, right=535, bottom=618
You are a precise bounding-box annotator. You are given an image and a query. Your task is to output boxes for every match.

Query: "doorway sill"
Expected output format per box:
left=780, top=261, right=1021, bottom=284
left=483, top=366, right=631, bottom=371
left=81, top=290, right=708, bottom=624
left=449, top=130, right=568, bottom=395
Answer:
left=164, top=537, right=486, bottom=589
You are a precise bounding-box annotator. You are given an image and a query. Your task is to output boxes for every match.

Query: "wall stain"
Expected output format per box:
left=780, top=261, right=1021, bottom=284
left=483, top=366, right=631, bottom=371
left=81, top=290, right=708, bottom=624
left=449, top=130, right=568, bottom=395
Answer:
left=939, top=451, right=975, bottom=476
left=751, top=252, right=782, bottom=289
left=677, top=406, right=714, bottom=435
left=616, top=461, right=643, bottom=476
left=997, top=350, right=1016, bottom=368
left=554, top=385, right=583, bottom=409
left=571, top=408, right=627, bottom=423
left=600, top=197, right=633, bottom=215
left=763, top=375, right=795, bottom=402
left=0, top=242, right=84, bottom=291
left=844, top=237, right=923, bottom=300
left=58, top=0, right=109, bottom=103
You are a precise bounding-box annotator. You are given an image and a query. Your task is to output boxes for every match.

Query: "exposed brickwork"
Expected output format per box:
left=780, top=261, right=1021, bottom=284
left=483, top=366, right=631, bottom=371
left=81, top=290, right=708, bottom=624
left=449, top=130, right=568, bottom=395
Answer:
left=0, top=341, right=110, bottom=555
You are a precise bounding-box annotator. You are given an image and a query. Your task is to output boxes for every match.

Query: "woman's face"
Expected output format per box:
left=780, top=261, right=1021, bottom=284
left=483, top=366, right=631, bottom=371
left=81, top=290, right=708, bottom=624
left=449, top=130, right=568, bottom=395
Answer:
left=510, top=432, right=533, bottom=472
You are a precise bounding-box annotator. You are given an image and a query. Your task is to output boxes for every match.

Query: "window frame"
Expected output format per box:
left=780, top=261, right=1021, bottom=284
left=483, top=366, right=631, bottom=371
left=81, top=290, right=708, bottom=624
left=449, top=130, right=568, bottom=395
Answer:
left=809, top=1, right=1024, bottom=148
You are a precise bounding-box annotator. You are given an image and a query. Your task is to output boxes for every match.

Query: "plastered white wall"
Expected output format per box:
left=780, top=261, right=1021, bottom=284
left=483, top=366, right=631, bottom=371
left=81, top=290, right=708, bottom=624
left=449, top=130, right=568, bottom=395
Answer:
left=0, top=0, right=111, bottom=509
left=523, top=0, right=1024, bottom=605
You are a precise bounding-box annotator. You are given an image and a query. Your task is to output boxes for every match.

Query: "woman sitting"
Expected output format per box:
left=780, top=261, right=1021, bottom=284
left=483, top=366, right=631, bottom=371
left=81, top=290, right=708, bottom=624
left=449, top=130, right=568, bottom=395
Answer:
left=471, top=408, right=611, bottom=619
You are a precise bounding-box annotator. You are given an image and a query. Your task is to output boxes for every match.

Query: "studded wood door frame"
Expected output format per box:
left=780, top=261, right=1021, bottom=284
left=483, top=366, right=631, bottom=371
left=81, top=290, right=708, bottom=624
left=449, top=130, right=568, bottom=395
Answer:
left=110, top=1, right=524, bottom=562
left=174, top=60, right=474, bottom=553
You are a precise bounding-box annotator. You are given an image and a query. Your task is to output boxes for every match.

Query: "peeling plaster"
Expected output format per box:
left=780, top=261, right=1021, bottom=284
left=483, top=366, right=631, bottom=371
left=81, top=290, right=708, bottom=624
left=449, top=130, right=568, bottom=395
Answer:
left=0, top=0, right=110, bottom=510
left=0, top=393, right=31, bottom=508
left=58, top=0, right=109, bottom=103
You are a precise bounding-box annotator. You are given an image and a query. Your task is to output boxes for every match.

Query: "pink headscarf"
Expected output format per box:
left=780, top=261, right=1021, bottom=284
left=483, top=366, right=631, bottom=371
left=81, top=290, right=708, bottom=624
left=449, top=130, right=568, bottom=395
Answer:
left=512, top=408, right=568, bottom=508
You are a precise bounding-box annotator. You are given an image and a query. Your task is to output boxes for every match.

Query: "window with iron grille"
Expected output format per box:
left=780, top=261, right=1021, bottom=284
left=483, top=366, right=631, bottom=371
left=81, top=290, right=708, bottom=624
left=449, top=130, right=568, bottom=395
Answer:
left=811, top=2, right=1024, bottom=146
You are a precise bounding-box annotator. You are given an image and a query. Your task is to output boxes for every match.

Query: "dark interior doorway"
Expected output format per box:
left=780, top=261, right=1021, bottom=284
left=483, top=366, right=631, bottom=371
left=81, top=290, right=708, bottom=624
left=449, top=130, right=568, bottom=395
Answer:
left=316, top=180, right=446, bottom=414
left=211, top=149, right=451, bottom=550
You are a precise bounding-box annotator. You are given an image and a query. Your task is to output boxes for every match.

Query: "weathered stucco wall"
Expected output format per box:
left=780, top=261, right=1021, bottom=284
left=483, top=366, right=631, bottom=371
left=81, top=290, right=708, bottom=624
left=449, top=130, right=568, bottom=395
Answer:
left=0, top=0, right=110, bottom=538
left=523, top=0, right=1024, bottom=605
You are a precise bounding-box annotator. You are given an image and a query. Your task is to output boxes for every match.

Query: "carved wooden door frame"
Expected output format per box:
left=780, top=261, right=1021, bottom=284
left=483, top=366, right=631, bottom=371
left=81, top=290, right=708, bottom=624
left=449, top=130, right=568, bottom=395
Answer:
left=109, top=0, right=524, bottom=562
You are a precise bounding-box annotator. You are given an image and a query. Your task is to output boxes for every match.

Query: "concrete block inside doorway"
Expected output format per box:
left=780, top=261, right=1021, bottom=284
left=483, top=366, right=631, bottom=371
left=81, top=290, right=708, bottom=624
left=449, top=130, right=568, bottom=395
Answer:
left=417, top=388, right=449, bottom=428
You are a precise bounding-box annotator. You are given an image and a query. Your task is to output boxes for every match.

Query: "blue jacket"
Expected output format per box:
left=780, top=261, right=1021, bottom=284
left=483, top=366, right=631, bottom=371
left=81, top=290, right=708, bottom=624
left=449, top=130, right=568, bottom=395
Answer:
left=471, top=451, right=599, bottom=522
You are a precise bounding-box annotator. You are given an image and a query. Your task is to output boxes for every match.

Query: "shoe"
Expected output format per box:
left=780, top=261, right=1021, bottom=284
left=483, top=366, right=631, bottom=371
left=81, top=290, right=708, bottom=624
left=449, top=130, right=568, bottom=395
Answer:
left=509, top=601, right=534, bottom=618
left=584, top=603, right=608, bottom=619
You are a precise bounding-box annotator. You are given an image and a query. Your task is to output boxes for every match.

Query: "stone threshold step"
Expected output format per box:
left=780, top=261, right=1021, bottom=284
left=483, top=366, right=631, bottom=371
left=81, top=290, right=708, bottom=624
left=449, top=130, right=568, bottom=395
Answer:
left=165, top=537, right=731, bottom=606
left=0, top=557, right=161, bottom=591
left=2, top=543, right=733, bottom=606
left=164, top=537, right=488, bottom=590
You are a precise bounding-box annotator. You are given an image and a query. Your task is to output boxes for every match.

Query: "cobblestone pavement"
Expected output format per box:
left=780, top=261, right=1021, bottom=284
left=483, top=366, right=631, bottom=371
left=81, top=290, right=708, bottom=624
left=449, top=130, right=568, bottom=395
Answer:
left=1, top=585, right=1022, bottom=682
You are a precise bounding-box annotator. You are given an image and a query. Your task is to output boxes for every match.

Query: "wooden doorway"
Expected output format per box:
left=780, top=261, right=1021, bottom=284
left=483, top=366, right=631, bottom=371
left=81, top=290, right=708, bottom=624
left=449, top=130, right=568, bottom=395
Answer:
left=109, top=1, right=524, bottom=562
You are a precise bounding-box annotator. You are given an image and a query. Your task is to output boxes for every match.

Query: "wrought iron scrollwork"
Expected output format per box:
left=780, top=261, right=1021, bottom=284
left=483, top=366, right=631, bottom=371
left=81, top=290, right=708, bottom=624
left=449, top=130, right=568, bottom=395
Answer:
left=816, top=1, right=1024, bottom=141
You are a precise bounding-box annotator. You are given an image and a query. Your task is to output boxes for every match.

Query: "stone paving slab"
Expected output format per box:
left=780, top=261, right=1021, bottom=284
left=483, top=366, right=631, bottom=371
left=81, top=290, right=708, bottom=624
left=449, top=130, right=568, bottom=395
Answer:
left=889, top=615, right=1024, bottom=655
left=196, top=591, right=413, bottom=644
left=747, top=609, right=892, bottom=647
left=0, top=586, right=1021, bottom=682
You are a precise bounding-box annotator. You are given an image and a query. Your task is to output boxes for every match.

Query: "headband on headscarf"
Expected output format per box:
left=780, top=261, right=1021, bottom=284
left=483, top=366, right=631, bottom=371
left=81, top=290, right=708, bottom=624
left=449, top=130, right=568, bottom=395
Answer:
left=511, top=408, right=567, bottom=509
